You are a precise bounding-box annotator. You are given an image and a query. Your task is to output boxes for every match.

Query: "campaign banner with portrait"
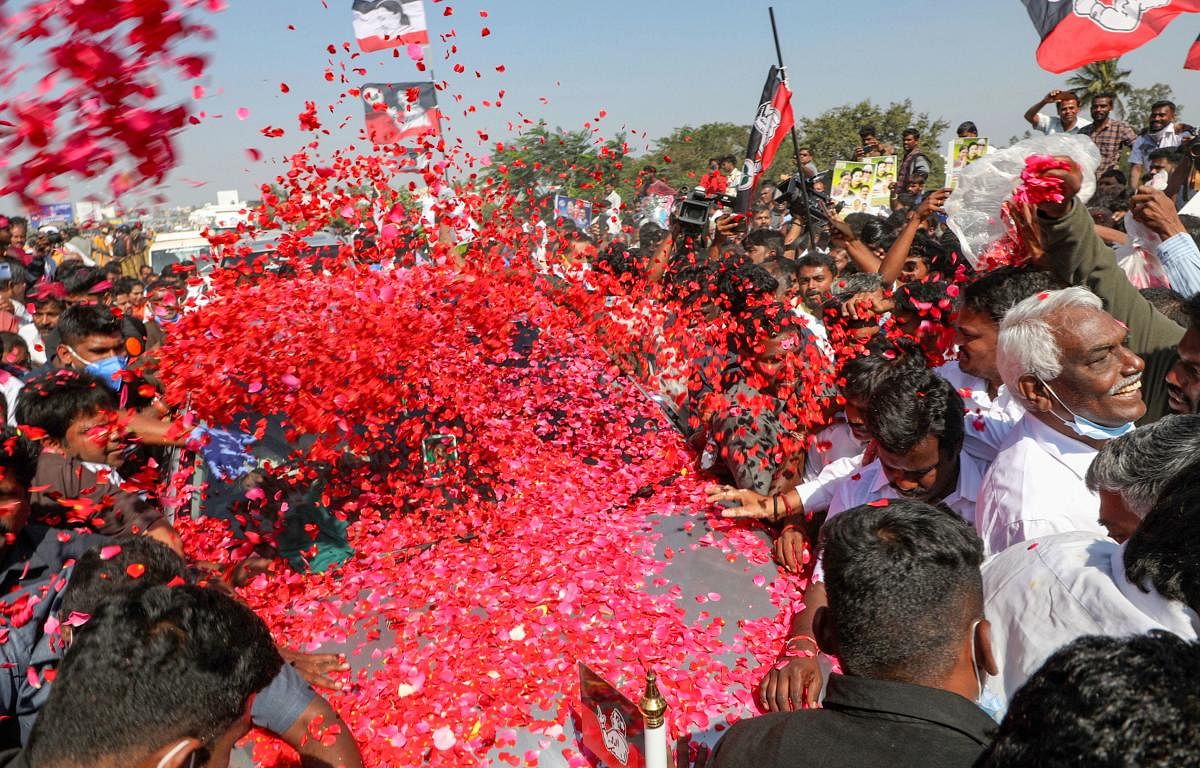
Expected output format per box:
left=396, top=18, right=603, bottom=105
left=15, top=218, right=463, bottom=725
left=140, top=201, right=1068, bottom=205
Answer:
left=353, top=0, right=429, bottom=53
left=577, top=663, right=646, bottom=768
left=946, top=138, right=990, bottom=189
left=862, top=155, right=897, bottom=212
left=554, top=195, right=593, bottom=230
left=831, top=159, right=891, bottom=217
left=361, top=82, right=441, bottom=147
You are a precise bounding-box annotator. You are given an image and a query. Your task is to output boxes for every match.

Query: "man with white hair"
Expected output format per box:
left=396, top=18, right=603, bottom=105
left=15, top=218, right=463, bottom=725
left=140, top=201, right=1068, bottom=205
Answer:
left=1085, top=414, right=1200, bottom=543
left=976, top=286, right=1147, bottom=556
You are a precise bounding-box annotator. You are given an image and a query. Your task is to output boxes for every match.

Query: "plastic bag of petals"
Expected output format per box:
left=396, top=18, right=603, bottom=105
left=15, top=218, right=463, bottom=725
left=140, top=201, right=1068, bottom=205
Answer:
left=944, top=133, right=1100, bottom=268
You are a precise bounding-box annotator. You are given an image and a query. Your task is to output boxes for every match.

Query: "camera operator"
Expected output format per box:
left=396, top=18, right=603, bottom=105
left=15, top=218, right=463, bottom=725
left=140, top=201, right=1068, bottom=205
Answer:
left=774, top=174, right=834, bottom=258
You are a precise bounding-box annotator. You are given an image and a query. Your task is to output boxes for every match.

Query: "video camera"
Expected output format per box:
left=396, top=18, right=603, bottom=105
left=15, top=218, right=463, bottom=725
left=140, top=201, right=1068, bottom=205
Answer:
left=774, top=172, right=840, bottom=227
left=673, top=188, right=736, bottom=238
left=667, top=187, right=737, bottom=255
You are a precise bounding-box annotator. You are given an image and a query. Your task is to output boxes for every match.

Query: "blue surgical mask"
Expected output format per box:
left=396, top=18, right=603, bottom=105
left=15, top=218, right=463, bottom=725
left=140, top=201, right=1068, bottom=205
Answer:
left=68, top=347, right=128, bottom=392
left=1037, top=378, right=1135, bottom=441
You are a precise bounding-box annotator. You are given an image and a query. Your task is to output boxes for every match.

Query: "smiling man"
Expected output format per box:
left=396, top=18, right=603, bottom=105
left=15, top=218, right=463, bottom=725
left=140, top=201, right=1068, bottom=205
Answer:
left=1165, top=296, right=1200, bottom=415
left=977, top=287, right=1145, bottom=556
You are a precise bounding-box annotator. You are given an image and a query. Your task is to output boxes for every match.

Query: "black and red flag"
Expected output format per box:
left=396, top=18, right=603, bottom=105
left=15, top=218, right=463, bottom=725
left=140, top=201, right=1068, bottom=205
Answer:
left=1186, top=32, right=1200, bottom=68
left=361, top=82, right=441, bottom=146
left=1022, top=0, right=1200, bottom=73
left=734, top=65, right=795, bottom=214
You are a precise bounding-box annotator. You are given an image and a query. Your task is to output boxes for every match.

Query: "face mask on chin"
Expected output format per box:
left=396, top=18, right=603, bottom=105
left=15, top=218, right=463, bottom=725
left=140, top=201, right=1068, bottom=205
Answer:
left=1037, top=378, right=1135, bottom=441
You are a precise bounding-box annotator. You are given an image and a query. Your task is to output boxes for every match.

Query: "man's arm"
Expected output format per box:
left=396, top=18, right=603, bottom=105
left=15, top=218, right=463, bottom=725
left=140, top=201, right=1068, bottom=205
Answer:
left=756, top=582, right=826, bottom=712
left=280, top=696, right=365, bottom=768
left=1035, top=170, right=1184, bottom=420
left=1024, top=92, right=1058, bottom=130
left=1132, top=186, right=1200, bottom=297
left=1128, top=137, right=1149, bottom=187
left=1037, top=191, right=1183, bottom=358
left=878, top=190, right=949, bottom=284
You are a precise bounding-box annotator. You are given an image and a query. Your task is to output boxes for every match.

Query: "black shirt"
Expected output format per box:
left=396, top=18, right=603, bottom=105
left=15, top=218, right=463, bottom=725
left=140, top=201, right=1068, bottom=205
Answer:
left=710, top=674, right=995, bottom=768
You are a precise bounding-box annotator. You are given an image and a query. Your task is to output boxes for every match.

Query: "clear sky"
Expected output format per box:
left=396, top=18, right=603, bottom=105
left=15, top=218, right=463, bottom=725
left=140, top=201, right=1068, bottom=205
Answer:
left=6, top=0, right=1200, bottom=211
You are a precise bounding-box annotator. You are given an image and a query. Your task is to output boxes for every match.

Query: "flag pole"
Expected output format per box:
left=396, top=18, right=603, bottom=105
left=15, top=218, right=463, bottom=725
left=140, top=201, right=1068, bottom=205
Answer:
left=768, top=7, right=816, bottom=253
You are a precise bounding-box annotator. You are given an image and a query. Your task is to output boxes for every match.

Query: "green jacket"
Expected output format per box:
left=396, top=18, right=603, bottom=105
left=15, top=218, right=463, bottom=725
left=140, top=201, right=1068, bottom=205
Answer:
left=1040, top=200, right=1183, bottom=423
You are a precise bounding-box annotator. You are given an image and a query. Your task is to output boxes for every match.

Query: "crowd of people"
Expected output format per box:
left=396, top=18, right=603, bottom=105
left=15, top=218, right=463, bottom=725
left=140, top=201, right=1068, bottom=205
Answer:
left=0, top=81, right=1198, bottom=768
left=539, top=88, right=1200, bottom=765
left=0, top=215, right=366, bottom=767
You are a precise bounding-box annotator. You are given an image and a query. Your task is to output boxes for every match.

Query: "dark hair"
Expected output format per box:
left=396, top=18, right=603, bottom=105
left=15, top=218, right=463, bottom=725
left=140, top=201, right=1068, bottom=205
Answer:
left=901, top=128, right=920, bottom=140
left=0, top=428, right=40, bottom=489
left=1058, top=90, right=1080, bottom=104
left=866, top=368, right=965, bottom=457
left=1189, top=294, right=1200, bottom=332
left=638, top=223, right=668, bottom=253
left=1140, top=287, right=1190, bottom=327
left=796, top=252, right=836, bottom=275
left=751, top=202, right=770, bottom=214
left=743, top=229, right=785, bottom=261
left=110, top=276, right=141, bottom=296
left=838, top=337, right=925, bottom=404
left=1150, top=99, right=1176, bottom=113
left=977, top=632, right=1200, bottom=767
left=1099, top=168, right=1127, bottom=185
left=54, top=303, right=122, bottom=347
left=61, top=266, right=107, bottom=298
left=857, top=125, right=877, bottom=139
left=955, top=121, right=977, bottom=135
left=732, top=301, right=796, bottom=354
left=1179, top=214, right=1200, bottom=247
left=0, top=331, right=27, bottom=357
left=1124, top=457, right=1200, bottom=613
left=1148, top=146, right=1183, bottom=164
left=820, top=498, right=983, bottom=683
left=60, top=536, right=190, bottom=619
left=961, top=266, right=1064, bottom=323
left=906, top=231, right=956, bottom=277
left=15, top=369, right=118, bottom=440
left=593, top=242, right=639, bottom=282
left=893, top=279, right=953, bottom=318
left=1093, top=91, right=1117, bottom=103
left=719, top=154, right=736, bottom=166
left=27, top=585, right=282, bottom=766
left=1093, top=188, right=1132, bottom=215
left=856, top=217, right=893, bottom=250
left=720, top=262, right=780, bottom=316
left=762, top=257, right=797, bottom=291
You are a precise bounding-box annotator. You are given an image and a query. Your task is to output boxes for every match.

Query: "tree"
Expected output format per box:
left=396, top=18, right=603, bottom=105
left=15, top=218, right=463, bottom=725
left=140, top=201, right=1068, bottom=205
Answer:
left=1125, top=83, right=1181, bottom=129
left=484, top=122, right=631, bottom=218
left=795, top=100, right=951, bottom=186
left=649, top=123, right=751, bottom=188
left=1066, top=58, right=1135, bottom=116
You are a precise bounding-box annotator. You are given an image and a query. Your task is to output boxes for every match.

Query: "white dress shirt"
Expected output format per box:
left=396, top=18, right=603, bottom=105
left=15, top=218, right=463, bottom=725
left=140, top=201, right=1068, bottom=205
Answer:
left=975, top=413, right=1106, bottom=557
left=812, top=452, right=987, bottom=582
left=983, top=531, right=1200, bottom=712
left=803, top=422, right=863, bottom=481
left=935, top=361, right=1025, bottom=463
